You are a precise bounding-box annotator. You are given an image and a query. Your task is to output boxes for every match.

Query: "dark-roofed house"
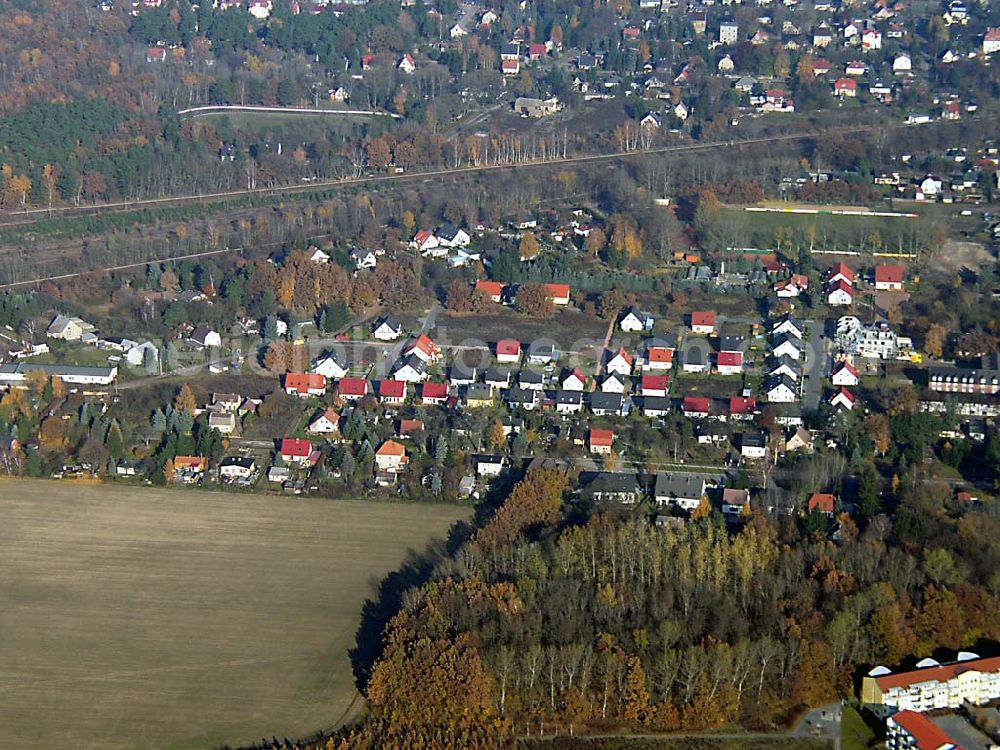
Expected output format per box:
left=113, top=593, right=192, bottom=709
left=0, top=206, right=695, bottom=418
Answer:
left=584, top=472, right=643, bottom=504
left=654, top=473, right=707, bottom=511
left=590, top=392, right=627, bottom=417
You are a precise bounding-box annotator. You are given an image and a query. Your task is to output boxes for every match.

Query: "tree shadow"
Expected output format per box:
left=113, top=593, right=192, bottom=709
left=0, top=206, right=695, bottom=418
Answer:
left=348, top=517, right=475, bottom=691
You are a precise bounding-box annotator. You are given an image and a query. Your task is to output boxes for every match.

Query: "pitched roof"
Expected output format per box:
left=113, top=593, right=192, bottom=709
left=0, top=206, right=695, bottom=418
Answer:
left=642, top=374, right=669, bottom=391
left=421, top=382, right=449, bottom=399
left=475, top=280, right=505, bottom=297
left=718, top=351, right=743, bottom=367
left=683, top=395, right=711, bottom=413
left=691, top=310, right=716, bottom=327
left=648, top=347, right=674, bottom=364
left=543, top=282, right=571, bottom=299
left=610, top=347, right=634, bottom=365
left=875, top=263, right=905, bottom=284
left=808, top=492, right=836, bottom=513
left=376, top=439, right=406, bottom=457
left=729, top=396, right=756, bottom=415
left=589, top=428, right=615, bottom=445
left=379, top=379, right=406, bottom=398
left=285, top=372, right=325, bottom=391
left=828, top=278, right=854, bottom=296
left=828, top=262, right=856, bottom=282
left=497, top=338, right=521, bottom=356
left=280, top=438, right=312, bottom=458
left=338, top=377, right=369, bottom=396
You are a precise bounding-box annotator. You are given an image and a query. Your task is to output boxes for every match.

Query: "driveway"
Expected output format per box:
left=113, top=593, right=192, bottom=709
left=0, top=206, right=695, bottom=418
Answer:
left=802, top=319, right=832, bottom=413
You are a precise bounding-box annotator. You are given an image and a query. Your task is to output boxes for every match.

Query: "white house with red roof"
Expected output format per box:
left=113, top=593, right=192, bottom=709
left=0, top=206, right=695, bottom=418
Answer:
left=691, top=311, right=716, bottom=335
left=984, top=27, right=1000, bottom=55
left=833, top=78, right=857, bottom=97
left=495, top=339, right=521, bottom=363
left=828, top=387, right=855, bottom=410
left=279, top=438, right=315, bottom=464
left=378, top=379, right=407, bottom=406
left=729, top=396, right=757, bottom=420
left=375, top=439, right=409, bottom=472
left=682, top=396, right=711, bottom=418
left=284, top=372, right=326, bottom=397
left=337, top=377, right=369, bottom=401
left=308, top=408, right=340, bottom=434
left=827, top=279, right=854, bottom=306
left=645, top=345, right=674, bottom=370
left=588, top=428, right=615, bottom=454
left=412, top=229, right=442, bottom=256
left=561, top=368, right=587, bottom=391
left=774, top=274, right=809, bottom=297
left=543, top=283, right=571, bottom=305
left=420, top=382, right=449, bottom=404
left=874, top=263, right=905, bottom=290
left=606, top=347, right=634, bottom=376
left=827, top=263, right=856, bottom=286
left=405, top=334, right=441, bottom=362
left=475, top=280, right=504, bottom=302
left=641, top=374, right=669, bottom=397
left=831, top=360, right=859, bottom=386
left=398, top=54, right=417, bottom=74
left=716, top=351, right=743, bottom=376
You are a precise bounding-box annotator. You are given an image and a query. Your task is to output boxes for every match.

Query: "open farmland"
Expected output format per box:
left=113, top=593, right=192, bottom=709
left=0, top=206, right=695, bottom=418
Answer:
left=0, top=480, right=469, bottom=750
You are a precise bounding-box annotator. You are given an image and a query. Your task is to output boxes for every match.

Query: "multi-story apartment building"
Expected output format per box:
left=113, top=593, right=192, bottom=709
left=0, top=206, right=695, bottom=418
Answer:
left=862, top=655, right=1000, bottom=716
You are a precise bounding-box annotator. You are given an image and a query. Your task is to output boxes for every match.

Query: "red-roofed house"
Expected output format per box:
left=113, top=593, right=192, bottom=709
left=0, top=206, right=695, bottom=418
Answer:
left=412, top=229, right=440, bottom=254
left=716, top=351, right=744, bottom=375
left=831, top=361, right=859, bottom=386
left=375, top=439, right=409, bottom=472
left=589, top=428, right=615, bottom=454
left=146, top=47, right=167, bottom=63
left=405, top=334, right=441, bottom=362
left=827, top=279, right=854, bottom=306
left=398, top=418, right=424, bottom=437
left=527, top=42, right=547, bottom=60
left=729, top=396, right=757, bottom=420
left=683, top=396, right=711, bottom=418
left=834, top=78, right=857, bottom=97
left=984, top=27, right=1000, bottom=55
left=496, top=339, right=522, bottom=363
left=691, top=311, right=716, bottom=334
left=641, top=374, right=669, bottom=397
left=280, top=438, right=314, bottom=464
left=807, top=492, right=836, bottom=514
left=606, top=347, right=634, bottom=376
left=502, top=59, right=519, bottom=75
left=378, top=379, right=407, bottom=405
left=420, top=382, right=449, bottom=404
left=284, top=372, right=327, bottom=397
left=399, top=53, right=417, bottom=74
left=543, top=283, right=571, bottom=305
left=827, top=263, right=856, bottom=286
left=828, top=387, right=855, bottom=410
left=475, top=280, right=505, bottom=302
left=646, top=345, right=674, bottom=371
left=562, top=368, right=587, bottom=391
left=874, top=263, right=905, bottom=290
left=337, top=377, right=369, bottom=401
left=308, top=408, right=340, bottom=434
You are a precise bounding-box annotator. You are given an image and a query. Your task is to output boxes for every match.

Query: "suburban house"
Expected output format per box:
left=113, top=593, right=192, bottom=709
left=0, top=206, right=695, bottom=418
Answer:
left=601, top=373, right=628, bottom=394
left=729, top=396, right=757, bottom=420
left=173, top=455, right=207, bottom=482
left=828, top=387, right=856, bottom=410
left=771, top=314, right=803, bottom=339
left=863, top=654, right=1000, bottom=716
left=785, top=426, right=814, bottom=452
left=764, top=375, right=798, bottom=403
left=308, top=408, right=341, bottom=434
left=398, top=53, right=417, bottom=74
left=562, top=368, right=588, bottom=391
left=643, top=395, right=671, bottom=417
left=0, top=363, right=118, bottom=387
left=208, top=411, right=236, bottom=434
left=716, top=351, right=744, bottom=376
left=373, top=316, right=403, bottom=341
left=412, top=230, right=441, bottom=255
left=312, top=352, right=348, bottom=379
left=775, top=275, right=809, bottom=297
left=828, top=279, right=854, bottom=306
left=543, top=283, right=571, bottom=305
left=405, top=334, right=441, bottom=362
left=437, top=222, right=471, bottom=247
left=771, top=332, right=802, bottom=360
left=682, top=348, right=708, bottom=374
left=556, top=390, right=583, bottom=414
left=722, top=488, right=749, bottom=516
left=375, top=440, right=408, bottom=473
left=378, top=379, right=407, bottom=406
left=682, top=396, right=711, bottom=418
left=768, top=356, right=801, bottom=381
left=691, top=311, right=716, bottom=335
left=47, top=314, right=97, bottom=341
left=654, top=472, right=706, bottom=510
left=496, top=339, right=522, bottom=363
left=641, top=375, right=669, bottom=397
left=589, top=392, right=627, bottom=417
left=885, top=711, right=964, bottom=750
left=420, top=382, right=449, bottom=405
left=484, top=367, right=512, bottom=391
left=526, top=342, right=558, bottom=365
left=351, top=247, right=377, bottom=270
left=475, top=280, right=505, bottom=302
left=740, top=432, right=767, bottom=459
left=284, top=372, right=326, bottom=398
left=620, top=307, right=655, bottom=333
left=585, top=472, right=643, bottom=504
left=279, top=438, right=315, bottom=465
left=475, top=454, right=506, bottom=478
left=807, top=492, right=836, bottom=515
left=465, top=384, right=494, bottom=408
left=874, top=264, right=905, bottom=291
left=588, top=428, right=616, bottom=456
left=929, top=366, right=1000, bottom=394
left=827, top=263, right=856, bottom=286
left=606, top=347, right=635, bottom=376
left=831, top=361, right=860, bottom=386
left=645, top=337, right=676, bottom=370
left=219, top=456, right=256, bottom=481
left=189, top=326, right=222, bottom=349
left=393, top=355, right=428, bottom=382
left=337, top=377, right=369, bottom=401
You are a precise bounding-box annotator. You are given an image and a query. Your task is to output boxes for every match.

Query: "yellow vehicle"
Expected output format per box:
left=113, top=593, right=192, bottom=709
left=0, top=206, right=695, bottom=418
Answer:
left=911, top=352, right=923, bottom=364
